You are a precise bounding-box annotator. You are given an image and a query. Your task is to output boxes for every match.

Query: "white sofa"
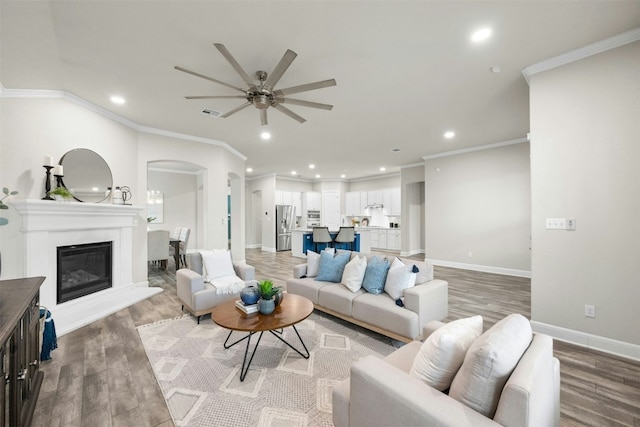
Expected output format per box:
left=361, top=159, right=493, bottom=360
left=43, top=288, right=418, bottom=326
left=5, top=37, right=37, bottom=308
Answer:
left=285, top=251, right=448, bottom=342
left=333, top=316, right=561, bottom=427
left=177, top=252, right=258, bottom=323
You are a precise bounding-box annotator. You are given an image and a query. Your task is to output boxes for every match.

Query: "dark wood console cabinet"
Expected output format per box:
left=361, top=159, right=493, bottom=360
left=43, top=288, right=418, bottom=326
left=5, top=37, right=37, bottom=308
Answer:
left=1, top=277, right=45, bottom=427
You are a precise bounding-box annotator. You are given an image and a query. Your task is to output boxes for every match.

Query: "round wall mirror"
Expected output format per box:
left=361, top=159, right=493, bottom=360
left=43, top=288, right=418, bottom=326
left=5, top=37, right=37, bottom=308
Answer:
left=60, top=148, right=113, bottom=203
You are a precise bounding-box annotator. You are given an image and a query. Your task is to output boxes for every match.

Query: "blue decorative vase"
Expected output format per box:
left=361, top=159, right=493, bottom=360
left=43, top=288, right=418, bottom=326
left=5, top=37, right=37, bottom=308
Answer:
left=240, top=286, right=261, bottom=305
left=258, top=298, right=276, bottom=315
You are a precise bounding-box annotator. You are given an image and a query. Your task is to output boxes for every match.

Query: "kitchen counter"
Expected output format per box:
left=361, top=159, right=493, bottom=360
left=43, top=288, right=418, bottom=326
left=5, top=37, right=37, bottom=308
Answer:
left=291, top=228, right=371, bottom=258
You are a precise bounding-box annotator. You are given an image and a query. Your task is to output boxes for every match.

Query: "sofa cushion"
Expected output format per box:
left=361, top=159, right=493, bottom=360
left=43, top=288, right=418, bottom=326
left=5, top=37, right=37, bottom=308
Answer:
left=318, top=284, right=365, bottom=317
left=409, top=315, right=483, bottom=391
left=398, top=257, right=433, bottom=285
left=449, top=313, right=532, bottom=418
left=362, top=256, right=390, bottom=294
left=384, top=257, right=417, bottom=300
left=200, top=250, right=235, bottom=282
left=316, top=250, right=351, bottom=283
left=352, top=292, right=419, bottom=339
left=341, top=255, right=367, bottom=292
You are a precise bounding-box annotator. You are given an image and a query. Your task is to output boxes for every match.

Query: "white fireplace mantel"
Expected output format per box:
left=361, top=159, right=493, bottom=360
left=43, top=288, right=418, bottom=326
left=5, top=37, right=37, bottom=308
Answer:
left=13, top=199, right=161, bottom=335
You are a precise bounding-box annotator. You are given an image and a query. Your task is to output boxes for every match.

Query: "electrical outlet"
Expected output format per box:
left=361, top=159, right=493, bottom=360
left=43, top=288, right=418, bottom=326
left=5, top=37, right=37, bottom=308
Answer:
left=584, top=304, right=596, bottom=318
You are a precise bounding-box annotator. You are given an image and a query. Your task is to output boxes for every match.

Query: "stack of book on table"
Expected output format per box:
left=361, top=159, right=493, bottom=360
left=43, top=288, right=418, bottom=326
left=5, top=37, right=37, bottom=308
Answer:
left=235, top=300, right=259, bottom=314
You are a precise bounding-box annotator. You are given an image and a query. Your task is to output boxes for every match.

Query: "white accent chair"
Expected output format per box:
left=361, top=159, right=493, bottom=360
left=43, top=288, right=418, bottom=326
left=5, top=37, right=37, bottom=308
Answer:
left=176, top=252, right=258, bottom=323
left=333, top=318, right=560, bottom=427
left=147, top=230, right=170, bottom=270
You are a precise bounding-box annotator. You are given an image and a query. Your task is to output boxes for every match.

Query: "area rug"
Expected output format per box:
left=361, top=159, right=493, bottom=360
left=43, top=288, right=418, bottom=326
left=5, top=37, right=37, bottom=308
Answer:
left=137, top=312, right=397, bottom=427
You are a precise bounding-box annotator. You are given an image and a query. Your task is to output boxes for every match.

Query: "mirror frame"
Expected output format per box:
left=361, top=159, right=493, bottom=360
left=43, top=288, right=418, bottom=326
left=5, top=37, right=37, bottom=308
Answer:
left=59, top=148, right=113, bottom=203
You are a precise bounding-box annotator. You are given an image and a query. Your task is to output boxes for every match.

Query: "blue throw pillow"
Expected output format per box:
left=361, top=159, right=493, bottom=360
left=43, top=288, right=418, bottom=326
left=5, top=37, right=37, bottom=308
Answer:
left=316, top=251, right=351, bottom=283
left=362, top=256, right=390, bottom=294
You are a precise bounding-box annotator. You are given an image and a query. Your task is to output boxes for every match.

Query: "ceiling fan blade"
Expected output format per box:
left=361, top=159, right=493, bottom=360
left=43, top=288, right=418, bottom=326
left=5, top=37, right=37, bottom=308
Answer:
left=278, top=98, right=333, bottom=110
left=220, top=102, right=252, bottom=118
left=214, top=43, right=255, bottom=87
left=273, top=104, right=306, bottom=123
left=260, top=109, right=268, bottom=126
left=264, top=49, right=297, bottom=90
left=185, top=95, right=246, bottom=100
left=274, top=79, right=337, bottom=96
left=175, top=66, right=246, bottom=93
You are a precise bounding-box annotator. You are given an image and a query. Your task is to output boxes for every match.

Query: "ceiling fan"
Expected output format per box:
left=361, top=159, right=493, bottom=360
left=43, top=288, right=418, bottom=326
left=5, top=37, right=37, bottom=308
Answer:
left=175, top=43, right=336, bottom=126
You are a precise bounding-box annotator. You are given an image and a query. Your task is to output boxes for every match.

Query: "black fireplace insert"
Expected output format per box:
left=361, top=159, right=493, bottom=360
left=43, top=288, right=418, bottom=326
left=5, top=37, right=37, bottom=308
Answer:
left=57, top=241, right=113, bottom=304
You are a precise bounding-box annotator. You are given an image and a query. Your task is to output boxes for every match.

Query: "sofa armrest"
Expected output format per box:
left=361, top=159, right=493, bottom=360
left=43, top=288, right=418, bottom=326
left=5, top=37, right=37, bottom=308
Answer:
left=233, top=261, right=255, bottom=281
left=293, top=263, right=308, bottom=279
left=349, top=356, right=500, bottom=427
left=423, top=320, right=446, bottom=340
left=176, top=268, right=205, bottom=307
left=403, top=279, right=448, bottom=339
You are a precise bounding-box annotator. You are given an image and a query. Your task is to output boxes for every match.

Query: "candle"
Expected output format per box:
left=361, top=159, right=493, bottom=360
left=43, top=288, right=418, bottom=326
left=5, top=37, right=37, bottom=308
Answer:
left=53, top=165, right=63, bottom=176
left=43, top=155, right=54, bottom=167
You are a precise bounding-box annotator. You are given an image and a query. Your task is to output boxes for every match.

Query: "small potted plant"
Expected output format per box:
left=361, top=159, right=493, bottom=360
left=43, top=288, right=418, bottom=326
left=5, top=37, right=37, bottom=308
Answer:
left=0, top=187, right=19, bottom=226
left=49, top=186, right=73, bottom=201
left=257, top=279, right=280, bottom=315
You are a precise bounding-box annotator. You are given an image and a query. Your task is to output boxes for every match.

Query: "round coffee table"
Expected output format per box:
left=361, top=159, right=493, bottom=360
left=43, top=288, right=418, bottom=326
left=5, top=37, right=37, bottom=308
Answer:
left=211, top=293, right=314, bottom=381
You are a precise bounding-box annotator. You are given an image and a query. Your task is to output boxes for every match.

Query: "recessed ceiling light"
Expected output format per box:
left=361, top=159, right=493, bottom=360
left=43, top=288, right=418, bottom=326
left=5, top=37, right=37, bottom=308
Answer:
left=379, top=167, right=386, bottom=172
left=315, top=174, right=321, bottom=179
left=110, top=95, right=125, bottom=105
left=490, top=65, right=502, bottom=73
left=309, top=164, right=315, bottom=169
left=246, top=167, right=253, bottom=173
left=260, top=131, right=271, bottom=140
left=444, top=131, right=455, bottom=139
left=340, top=174, right=346, bottom=178
left=391, top=148, right=401, bottom=153
left=471, top=27, right=492, bottom=43
left=291, top=171, right=297, bottom=175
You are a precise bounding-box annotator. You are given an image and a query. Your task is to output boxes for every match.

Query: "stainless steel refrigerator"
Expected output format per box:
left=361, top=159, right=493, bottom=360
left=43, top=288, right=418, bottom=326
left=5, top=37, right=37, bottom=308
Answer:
left=276, top=204, right=295, bottom=251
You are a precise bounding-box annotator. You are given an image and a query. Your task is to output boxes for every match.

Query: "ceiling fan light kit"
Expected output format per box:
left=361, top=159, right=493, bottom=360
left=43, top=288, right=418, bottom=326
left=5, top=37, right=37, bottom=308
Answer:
left=176, top=43, right=336, bottom=126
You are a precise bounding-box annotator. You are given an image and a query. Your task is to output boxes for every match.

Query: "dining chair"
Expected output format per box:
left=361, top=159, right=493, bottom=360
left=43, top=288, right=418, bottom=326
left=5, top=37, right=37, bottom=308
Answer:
left=312, top=226, right=333, bottom=252
left=147, top=230, right=170, bottom=270
left=334, top=226, right=356, bottom=251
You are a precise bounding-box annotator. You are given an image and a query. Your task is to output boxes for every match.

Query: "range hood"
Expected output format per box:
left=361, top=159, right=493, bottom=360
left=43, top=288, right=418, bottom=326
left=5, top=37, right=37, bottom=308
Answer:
left=365, top=203, right=384, bottom=209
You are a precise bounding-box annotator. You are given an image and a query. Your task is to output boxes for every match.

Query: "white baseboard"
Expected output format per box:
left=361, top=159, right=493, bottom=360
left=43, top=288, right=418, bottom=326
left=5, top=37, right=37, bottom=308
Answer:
left=51, top=284, right=163, bottom=336
left=400, top=249, right=425, bottom=257
left=427, top=259, right=531, bottom=278
left=262, top=246, right=276, bottom=253
left=531, top=321, right=640, bottom=362
left=245, top=244, right=261, bottom=249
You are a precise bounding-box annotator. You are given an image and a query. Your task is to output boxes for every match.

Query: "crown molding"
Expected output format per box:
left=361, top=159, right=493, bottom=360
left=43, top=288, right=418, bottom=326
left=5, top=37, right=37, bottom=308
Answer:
left=0, top=87, right=248, bottom=161
left=522, top=27, right=640, bottom=83
left=422, top=137, right=528, bottom=161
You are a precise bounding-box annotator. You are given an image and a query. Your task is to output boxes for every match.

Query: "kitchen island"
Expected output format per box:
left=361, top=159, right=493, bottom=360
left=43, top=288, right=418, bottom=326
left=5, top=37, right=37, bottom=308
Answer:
left=291, top=228, right=370, bottom=258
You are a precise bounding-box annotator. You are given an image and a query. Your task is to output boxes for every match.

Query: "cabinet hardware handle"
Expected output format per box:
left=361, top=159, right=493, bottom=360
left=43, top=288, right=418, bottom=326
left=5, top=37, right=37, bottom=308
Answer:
left=29, top=360, right=38, bottom=366
left=17, top=369, right=27, bottom=381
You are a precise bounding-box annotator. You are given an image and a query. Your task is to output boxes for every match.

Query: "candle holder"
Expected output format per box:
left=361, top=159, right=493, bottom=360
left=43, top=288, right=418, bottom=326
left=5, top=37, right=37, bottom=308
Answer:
left=42, top=165, right=54, bottom=200
left=54, top=174, right=64, bottom=188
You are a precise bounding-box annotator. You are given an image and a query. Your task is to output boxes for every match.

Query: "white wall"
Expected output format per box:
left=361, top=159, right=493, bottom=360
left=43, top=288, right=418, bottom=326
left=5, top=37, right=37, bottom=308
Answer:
left=530, top=41, right=640, bottom=350
left=424, top=142, right=531, bottom=275
left=245, top=175, right=276, bottom=252
left=348, top=175, right=400, bottom=192
left=401, top=165, right=426, bottom=256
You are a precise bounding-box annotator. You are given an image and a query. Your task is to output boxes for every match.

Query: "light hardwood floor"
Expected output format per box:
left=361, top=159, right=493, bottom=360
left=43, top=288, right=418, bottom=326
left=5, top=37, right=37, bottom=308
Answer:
left=32, top=249, right=640, bottom=426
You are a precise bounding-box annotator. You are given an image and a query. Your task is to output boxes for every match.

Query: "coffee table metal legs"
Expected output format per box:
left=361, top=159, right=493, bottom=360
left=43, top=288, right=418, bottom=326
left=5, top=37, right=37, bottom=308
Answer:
left=223, top=325, right=310, bottom=382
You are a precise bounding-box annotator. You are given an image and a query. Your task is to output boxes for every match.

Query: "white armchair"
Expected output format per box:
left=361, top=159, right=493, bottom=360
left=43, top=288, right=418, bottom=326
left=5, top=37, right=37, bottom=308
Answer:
left=176, top=251, right=258, bottom=323
left=333, top=316, right=560, bottom=427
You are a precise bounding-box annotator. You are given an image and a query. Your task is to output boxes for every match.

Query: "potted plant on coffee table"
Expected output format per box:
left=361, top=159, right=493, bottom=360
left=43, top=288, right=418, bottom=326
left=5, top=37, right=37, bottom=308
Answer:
left=258, top=279, right=280, bottom=315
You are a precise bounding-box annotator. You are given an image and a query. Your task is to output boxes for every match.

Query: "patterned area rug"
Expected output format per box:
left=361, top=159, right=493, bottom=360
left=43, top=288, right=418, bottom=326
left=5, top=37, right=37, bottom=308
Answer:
left=137, top=311, right=397, bottom=426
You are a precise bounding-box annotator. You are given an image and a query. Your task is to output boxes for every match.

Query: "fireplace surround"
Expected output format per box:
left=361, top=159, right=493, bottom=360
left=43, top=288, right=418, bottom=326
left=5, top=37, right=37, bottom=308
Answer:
left=12, top=199, right=161, bottom=335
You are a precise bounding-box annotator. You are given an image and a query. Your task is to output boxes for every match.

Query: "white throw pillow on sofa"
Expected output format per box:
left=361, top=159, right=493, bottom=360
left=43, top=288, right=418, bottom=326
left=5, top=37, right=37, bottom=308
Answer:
left=200, top=250, right=236, bottom=282
left=409, top=315, right=483, bottom=391
left=384, top=258, right=417, bottom=300
left=341, top=255, right=367, bottom=292
left=449, top=313, right=533, bottom=418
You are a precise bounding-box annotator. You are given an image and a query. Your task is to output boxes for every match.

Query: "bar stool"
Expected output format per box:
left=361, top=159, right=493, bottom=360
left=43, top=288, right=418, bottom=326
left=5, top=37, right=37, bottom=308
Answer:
left=312, top=227, right=333, bottom=252
left=334, top=226, right=356, bottom=251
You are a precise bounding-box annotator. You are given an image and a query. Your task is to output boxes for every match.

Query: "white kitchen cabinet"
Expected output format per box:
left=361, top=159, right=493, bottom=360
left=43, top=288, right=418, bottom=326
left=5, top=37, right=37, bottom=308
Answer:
left=282, top=191, right=293, bottom=206
left=275, top=190, right=283, bottom=205
left=292, top=192, right=302, bottom=216
left=305, top=191, right=322, bottom=211
left=359, top=192, right=368, bottom=214
left=378, top=229, right=387, bottom=248
left=346, top=192, right=360, bottom=216
left=387, top=229, right=401, bottom=250
left=367, top=190, right=383, bottom=205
